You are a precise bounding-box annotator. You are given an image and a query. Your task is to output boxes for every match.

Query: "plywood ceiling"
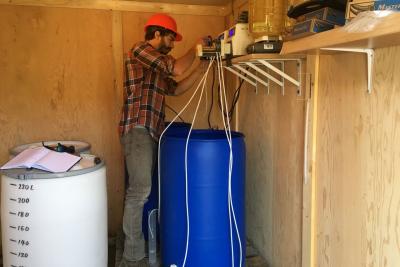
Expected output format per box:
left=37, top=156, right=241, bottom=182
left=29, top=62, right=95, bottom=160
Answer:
left=132, top=0, right=231, bottom=6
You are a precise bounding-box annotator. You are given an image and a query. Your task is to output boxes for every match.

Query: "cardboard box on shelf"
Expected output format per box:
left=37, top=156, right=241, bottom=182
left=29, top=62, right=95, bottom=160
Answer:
left=285, top=19, right=336, bottom=41
left=298, top=7, right=346, bottom=25
left=346, top=0, right=400, bottom=20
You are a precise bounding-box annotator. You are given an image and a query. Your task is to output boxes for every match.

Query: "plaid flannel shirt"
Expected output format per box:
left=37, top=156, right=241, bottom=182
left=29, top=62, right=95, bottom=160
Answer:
left=119, top=42, right=177, bottom=140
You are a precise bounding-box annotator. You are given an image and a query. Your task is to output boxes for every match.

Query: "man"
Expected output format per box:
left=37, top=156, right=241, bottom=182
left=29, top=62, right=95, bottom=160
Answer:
left=117, top=13, right=205, bottom=267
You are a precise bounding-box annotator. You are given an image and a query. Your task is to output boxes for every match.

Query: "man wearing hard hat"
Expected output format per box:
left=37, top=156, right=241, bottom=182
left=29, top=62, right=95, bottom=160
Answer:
left=117, top=13, right=205, bottom=267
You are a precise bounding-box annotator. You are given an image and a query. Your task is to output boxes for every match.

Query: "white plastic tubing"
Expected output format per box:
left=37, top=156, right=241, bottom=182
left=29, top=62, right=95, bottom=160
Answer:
left=155, top=54, right=243, bottom=267
left=216, top=53, right=243, bottom=267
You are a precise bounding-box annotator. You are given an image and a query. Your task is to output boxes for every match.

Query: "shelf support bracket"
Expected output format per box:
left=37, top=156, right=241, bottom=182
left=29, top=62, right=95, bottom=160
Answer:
left=233, top=64, right=270, bottom=88
left=224, top=66, right=257, bottom=87
left=244, top=62, right=283, bottom=87
left=280, top=61, right=285, bottom=96
left=297, top=59, right=302, bottom=96
left=257, top=59, right=302, bottom=96
left=321, top=47, right=374, bottom=94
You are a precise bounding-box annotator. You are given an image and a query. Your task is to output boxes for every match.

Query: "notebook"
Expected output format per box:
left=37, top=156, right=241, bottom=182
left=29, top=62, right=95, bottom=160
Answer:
left=1, top=147, right=81, bottom=173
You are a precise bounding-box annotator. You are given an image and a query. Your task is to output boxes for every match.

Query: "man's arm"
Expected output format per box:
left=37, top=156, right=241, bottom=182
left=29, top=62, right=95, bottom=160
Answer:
left=173, top=46, right=197, bottom=76
left=133, top=42, right=175, bottom=75
left=169, top=38, right=210, bottom=95
left=173, top=60, right=209, bottom=96
left=173, top=37, right=208, bottom=76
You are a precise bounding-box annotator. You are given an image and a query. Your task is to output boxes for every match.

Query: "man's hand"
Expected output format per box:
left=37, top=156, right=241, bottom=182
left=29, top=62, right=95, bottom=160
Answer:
left=198, top=36, right=213, bottom=47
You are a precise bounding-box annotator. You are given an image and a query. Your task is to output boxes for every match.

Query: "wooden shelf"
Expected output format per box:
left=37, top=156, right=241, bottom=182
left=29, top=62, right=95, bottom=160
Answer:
left=281, top=13, right=400, bottom=55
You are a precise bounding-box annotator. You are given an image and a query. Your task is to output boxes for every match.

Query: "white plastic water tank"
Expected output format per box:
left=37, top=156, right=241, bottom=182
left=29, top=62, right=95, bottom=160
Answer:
left=9, top=140, right=91, bottom=157
left=0, top=155, right=107, bottom=267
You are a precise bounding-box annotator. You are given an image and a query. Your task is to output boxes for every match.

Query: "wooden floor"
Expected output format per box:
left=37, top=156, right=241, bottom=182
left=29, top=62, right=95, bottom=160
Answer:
left=246, top=255, right=269, bottom=267
left=0, top=242, right=268, bottom=267
left=108, top=242, right=268, bottom=267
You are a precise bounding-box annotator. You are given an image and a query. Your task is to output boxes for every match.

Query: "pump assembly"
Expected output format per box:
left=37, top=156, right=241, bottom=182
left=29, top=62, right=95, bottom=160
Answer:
left=197, top=9, right=286, bottom=60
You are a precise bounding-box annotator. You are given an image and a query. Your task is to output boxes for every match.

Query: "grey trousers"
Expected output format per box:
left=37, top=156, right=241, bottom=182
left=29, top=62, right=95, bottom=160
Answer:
left=120, top=127, right=156, bottom=263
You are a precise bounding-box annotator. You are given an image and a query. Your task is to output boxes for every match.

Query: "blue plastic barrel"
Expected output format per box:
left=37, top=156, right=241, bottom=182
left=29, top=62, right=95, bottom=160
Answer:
left=142, top=122, right=191, bottom=241
left=160, top=129, right=246, bottom=267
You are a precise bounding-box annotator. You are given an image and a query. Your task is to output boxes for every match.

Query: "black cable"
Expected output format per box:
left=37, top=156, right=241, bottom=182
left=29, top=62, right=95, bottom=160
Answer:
left=228, top=67, right=248, bottom=121
left=217, top=68, right=247, bottom=123
left=228, top=78, right=245, bottom=122
left=216, top=83, right=226, bottom=118
left=217, top=83, right=233, bottom=122
left=165, top=104, right=185, bottom=122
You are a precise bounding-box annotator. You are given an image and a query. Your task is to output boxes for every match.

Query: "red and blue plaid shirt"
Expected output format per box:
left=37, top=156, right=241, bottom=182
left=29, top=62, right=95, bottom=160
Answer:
left=119, top=42, right=177, bottom=140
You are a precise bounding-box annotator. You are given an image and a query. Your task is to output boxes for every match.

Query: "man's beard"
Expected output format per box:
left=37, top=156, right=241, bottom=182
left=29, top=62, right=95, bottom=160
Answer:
left=158, top=38, right=172, bottom=55
left=158, top=46, right=171, bottom=55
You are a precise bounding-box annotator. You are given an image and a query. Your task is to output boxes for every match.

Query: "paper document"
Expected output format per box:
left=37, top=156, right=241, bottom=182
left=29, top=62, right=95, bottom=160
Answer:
left=1, top=147, right=81, bottom=173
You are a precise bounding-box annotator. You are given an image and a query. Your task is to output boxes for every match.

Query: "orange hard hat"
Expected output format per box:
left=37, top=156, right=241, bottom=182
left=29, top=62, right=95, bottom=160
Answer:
left=144, top=13, right=182, bottom=41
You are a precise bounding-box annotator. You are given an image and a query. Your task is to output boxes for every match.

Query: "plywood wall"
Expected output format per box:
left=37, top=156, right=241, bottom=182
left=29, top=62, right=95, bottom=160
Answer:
left=235, top=62, right=304, bottom=266
left=225, top=0, right=247, bottom=27
left=0, top=4, right=225, bottom=237
left=226, top=1, right=304, bottom=266
left=0, top=5, right=125, bottom=235
left=314, top=46, right=400, bottom=266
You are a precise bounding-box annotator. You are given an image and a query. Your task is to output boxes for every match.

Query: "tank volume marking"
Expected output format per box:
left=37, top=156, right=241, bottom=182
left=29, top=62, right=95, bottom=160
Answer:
left=17, top=198, right=30, bottom=204
left=9, top=239, right=17, bottom=242
left=10, top=183, right=17, bottom=186
left=17, top=226, right=30, bottom=231
left=17, top=240, right=30, bottom=246
left=9, top=251, right=29, bottom=258
left=18, top=184, right=34, bottom=190
left=9, top=212, right=16, bottom=215
left=9, top=226, right=16, bottom=229
left=9, top=198, right=17, bottom=201
left=17, top=211, right=30, bottom=217
left=17, top=252, right=28, bottom=257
